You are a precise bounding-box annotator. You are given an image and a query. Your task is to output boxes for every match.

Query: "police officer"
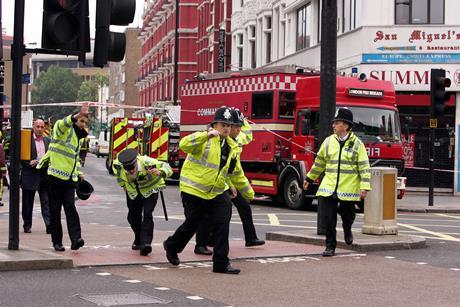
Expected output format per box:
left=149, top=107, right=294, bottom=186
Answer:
left=163, top=106, right=241, bottom=274
left=228, top=108, right=265, bottom=246
left=38, top=106, right=89, bottom=252
left=303, top=108, right=371, bottom=257
left=112, top=148, right=172, bottom=256
left=194, top=108, right=264, bottom=253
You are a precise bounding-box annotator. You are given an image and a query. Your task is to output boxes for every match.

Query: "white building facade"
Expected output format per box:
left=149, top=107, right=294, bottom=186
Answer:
left=231, top=0, right=460, bottom=194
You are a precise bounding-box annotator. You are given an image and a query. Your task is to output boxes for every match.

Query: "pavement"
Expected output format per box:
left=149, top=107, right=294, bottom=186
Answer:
left=0, top=191, right=457, bottom=271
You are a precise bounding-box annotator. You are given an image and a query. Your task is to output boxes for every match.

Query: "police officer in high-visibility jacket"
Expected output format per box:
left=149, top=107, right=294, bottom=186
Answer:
left=37, top=106, right=89, bottom=252
left=112, top=148, right=172, bottom=256
left=163, top=106, right=241, bottom=274
left=303, top=108, right=371, bottom=257
left=228, top=108, right=265, bottom=246
left=194, top=108, right=264, bottom=254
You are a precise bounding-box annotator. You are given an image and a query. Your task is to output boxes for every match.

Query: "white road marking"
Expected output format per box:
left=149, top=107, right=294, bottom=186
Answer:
left=123, top=279, right=142, bottom=283
left=385, top=256, right=395, bottom=259
left=268, top=214, right=280, bottom=226
left=155, top=287, right=170, bottom=291
left=96, top=272, right=111, bottom=276
left=435, top=213, right=460, bottom=220
left=398, top=223, right=460, bottom=242
left=187, top=296, right=204, bottom=300
left=335, top=253, right=367, bottom=258
left=450, top=268, right=460, bottom=271
left=416, top=262, right=427, bottom=265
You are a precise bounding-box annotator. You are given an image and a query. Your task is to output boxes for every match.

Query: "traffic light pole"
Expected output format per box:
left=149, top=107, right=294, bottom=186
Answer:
left=428, top=128, right=434, bottom=206
left=317, top=0, right=337, bottom=235
left=9, top=0, right=25, bottom=250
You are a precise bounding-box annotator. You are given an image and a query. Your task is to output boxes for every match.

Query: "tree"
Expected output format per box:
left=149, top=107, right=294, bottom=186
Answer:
left=77, top=80, right=98, bottom=101
left=31, top=65, right=82, bottom=120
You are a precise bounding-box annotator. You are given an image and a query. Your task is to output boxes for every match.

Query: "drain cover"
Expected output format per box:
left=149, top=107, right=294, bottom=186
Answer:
left=79, top=292, right=171, bottom=306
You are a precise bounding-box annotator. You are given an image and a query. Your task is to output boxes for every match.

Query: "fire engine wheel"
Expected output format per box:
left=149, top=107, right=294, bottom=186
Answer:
left=283, top=174, right=308, bottom=210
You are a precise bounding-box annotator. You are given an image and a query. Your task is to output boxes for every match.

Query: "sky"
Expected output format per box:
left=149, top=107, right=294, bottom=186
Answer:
left=2, top=0, right=145, bottom=46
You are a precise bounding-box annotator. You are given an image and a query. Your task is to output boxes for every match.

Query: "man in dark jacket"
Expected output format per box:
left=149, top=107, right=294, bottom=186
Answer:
left=20, top=119, right=51, bottom=234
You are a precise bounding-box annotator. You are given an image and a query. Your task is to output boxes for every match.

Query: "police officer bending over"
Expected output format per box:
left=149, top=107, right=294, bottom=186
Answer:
left=163, top=106, right=241, bottom=274
left=304, top=108, right=371, bottom=257
left=113, top=148, right=172, bottom=256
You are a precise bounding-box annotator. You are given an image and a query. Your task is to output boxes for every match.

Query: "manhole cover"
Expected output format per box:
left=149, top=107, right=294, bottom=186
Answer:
left=79, top=292, right=171, bottom=306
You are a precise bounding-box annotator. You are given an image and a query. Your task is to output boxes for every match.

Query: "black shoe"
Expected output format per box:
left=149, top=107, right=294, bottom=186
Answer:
left=71, top=238, right=85, bottom=250
left=46, top=226, right=51, bottom=234
left=194, top=245, right=213, bottom=255
left=344, top=230, right=353, bottom=245
left=163, top=241, right=180, bottom=266
left=322, top=248, right=335, bottom=257
left=140, top=244, right=152, bottom=256
left=245, top=239, right=265, bottom=247
left=53, top=244, right=65, bottom=252
left=213, top=265, right=241, bottom=274
left=132, top=241, right=141, bottom=250
left=0, top=202, right=3, bottom=207
left=24, top=227, right=31, bottom=233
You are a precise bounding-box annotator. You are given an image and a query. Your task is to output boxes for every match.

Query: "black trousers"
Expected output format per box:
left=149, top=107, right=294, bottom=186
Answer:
left=22, top=181, right=50, bottom=230
left=164, top=192, right=232, bottom=271
left=48, top=179, right=82, bottom=245
left=196, top=191, right=258, bottom=245
left=126, top=192, right=158, bottom=246
left=320, top=195, right=356, bottom=250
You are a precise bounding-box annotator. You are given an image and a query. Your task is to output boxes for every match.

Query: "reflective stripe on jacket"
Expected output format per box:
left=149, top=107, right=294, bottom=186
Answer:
left=306, top=131, right=371, bottom=201
left=112, top=156, right=172, bottom=200
left=179, top=131, right=239, bottom=200
left=38, top=114, right=81, bottom=182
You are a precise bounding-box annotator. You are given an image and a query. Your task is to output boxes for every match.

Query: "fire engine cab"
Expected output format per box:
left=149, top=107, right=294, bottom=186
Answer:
left=180, top=66, right=406, bottom=210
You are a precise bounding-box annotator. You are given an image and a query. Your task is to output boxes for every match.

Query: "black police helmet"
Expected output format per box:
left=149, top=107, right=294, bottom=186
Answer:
left=230, top=108, right=244, bottom=126
left=211, top=106, right=234, bottom=125
left=117, top=148, right=138, bottom=170
left=76, top=179, right=94, bottom=200
left=332, top=108, right=354, bottom=126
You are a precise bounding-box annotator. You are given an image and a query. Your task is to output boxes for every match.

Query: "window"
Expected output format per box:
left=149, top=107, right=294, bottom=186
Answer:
left=251, top=92, right=273, bottom=119
left=296, top=3, right=311, bottom=51
left=278, top=92, right=296, bottom=118
left=250, top=41, right=256, bottom=68
left=395, top=0, right=444, bottom=24
left=238, top=47, right=243, bottom=70
left=295, top=110, right=319, bottom=137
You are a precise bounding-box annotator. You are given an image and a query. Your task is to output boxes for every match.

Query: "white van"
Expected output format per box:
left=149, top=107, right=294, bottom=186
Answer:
left=95, top=130, right=110, bottom=158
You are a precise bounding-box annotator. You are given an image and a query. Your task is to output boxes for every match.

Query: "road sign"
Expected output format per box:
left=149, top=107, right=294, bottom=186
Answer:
left=429, top=118, right=437, bottom=128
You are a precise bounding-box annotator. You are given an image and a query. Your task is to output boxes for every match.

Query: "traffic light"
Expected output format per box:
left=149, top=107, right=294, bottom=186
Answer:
left=41, top=0, right=90, bottom=53
left=93, top=0, right=136, bottom=67
left=430, top=68, right=451, bottom=116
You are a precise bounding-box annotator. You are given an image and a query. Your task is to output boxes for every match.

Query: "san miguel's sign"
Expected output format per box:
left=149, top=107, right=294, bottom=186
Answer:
left=363, top=27, right=460, bottom=64
left=370, top=27, right=460, bottom=52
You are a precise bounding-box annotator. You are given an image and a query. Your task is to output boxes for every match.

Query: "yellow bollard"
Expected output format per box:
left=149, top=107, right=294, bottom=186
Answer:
left=20, top=129, right=32, bottom=161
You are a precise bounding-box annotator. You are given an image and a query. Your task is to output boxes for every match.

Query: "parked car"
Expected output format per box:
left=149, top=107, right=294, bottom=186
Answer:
left=95, top=131, right=110, bottom=158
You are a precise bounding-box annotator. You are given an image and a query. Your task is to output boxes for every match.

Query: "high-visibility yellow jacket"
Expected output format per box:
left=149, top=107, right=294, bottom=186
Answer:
left=179, top=131, right=239, bottom=200
left=228, top=120, right=255, bottom=200
left=38, top=114, right=82, bottom=182
left=306, top=131, right=371, bottom=201
left=112, top=155, right=172, bottom=200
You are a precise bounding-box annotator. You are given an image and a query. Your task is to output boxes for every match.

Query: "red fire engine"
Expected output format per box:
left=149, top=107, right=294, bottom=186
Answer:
left=180, top=67, right=407, bottom=209
left=139, top=114, right=181, bottom=180
left=106, top=117, right=145, bottom=174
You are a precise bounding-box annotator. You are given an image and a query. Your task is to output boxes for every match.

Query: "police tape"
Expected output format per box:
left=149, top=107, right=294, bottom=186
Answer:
left=405, top=166, right=458, bottom=173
